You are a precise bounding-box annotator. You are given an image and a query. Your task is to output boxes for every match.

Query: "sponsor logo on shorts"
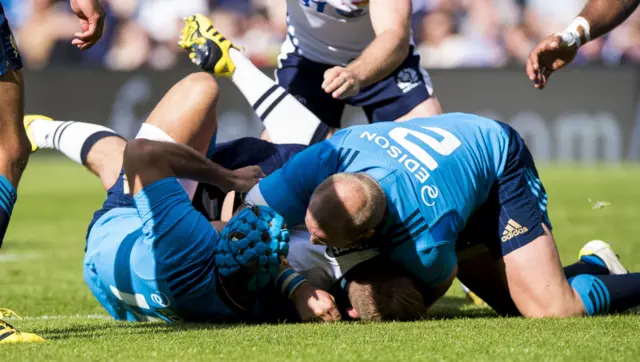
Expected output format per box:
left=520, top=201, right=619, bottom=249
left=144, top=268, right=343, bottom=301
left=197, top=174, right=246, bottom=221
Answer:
left=396, top=68, right=421, bottom=93
left=502, top=219, right=528, bottom=242
left=9, top=32, right=19, bottom=58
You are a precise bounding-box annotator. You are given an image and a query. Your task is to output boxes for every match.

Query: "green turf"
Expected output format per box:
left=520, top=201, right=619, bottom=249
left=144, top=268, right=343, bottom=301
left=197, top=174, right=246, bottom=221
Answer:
left=2, top=157, right=640, bottom=361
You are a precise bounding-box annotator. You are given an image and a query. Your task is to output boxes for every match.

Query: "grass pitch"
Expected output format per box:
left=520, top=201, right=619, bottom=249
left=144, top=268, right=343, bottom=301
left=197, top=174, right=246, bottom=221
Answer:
left=1, top=157, right=640, bottom=361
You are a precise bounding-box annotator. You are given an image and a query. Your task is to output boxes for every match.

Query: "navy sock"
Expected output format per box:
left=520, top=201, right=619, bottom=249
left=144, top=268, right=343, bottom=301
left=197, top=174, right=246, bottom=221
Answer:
left=0, top=174, right=17, bottom=247
left=595, top=274, right=640, bottom=312
left=564, top=255, right=609, bottom=278
left=569, top=273, right=640, bottom=315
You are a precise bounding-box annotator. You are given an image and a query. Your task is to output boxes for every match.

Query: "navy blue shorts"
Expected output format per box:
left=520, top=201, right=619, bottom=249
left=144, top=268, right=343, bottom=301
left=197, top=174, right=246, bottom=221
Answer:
left=193, top=137, right=307, bottom=220
left=456, top=122, right=552, bottom=259
left=0, top=5, right=22, bottom=76
left=276, top=46, right=433, bottom=128
left=87, top=138, right=306, bottom=237
left=86, top=168, right=134, bottom=242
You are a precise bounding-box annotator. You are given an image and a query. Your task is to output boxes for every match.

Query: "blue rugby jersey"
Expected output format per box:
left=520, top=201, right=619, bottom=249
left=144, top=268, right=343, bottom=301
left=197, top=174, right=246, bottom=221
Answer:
left=255, top=113, right=510, bottom=285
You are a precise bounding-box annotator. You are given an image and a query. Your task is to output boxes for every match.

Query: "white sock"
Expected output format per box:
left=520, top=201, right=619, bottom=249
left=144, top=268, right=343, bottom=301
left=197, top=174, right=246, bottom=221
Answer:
left=30, top=119, right=119, bottom=165
left=229, top=49, right=322, bottom=145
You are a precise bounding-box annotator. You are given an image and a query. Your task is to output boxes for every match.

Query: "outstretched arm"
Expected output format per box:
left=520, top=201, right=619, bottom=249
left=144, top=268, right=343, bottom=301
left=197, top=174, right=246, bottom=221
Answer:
left=123, top=139, right=264, bottom=197
left=322, top=0, right=412, bottom=99
left=578, top=0, right=640, bottom=40
left=526, top=0, right=640, bottom=89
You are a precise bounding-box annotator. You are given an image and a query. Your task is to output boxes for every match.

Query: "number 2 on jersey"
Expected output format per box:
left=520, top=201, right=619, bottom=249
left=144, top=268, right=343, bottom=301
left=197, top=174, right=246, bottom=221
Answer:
left=389, top=126, right=462, bottom=171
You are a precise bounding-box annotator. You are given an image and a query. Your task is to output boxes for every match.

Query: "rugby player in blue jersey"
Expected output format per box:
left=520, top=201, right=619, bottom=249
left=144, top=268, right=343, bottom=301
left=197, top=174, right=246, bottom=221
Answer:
left=177, top=16, right=640, bottom=320
left=23, top=72, right=348, bottom=323
left=244, top=114, right=640, bottom=319
left=0, top=0, right=104, bottom=343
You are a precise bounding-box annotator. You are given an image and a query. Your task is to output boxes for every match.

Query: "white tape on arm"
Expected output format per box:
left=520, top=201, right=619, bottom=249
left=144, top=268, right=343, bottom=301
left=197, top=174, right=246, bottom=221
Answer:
left=555, top=17, right=591, bottom=47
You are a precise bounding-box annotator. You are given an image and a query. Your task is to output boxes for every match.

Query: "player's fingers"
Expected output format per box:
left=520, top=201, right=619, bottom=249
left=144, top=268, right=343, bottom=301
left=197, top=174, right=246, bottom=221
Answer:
left=324, top=74, right=345, bottom=94
left=322, top=68, right=340, bottom=89
left=332, top=79, right=353, bottom=99
left=525, top=58, right=536, bottom=82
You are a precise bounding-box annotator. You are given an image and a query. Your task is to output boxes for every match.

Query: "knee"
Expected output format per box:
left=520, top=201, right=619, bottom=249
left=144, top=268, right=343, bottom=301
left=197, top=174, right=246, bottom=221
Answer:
left=517, top=291, right=584, bottom=318
left=0, top=129, right=32, bottom=168
left=181, top=72, right=220, bottom=105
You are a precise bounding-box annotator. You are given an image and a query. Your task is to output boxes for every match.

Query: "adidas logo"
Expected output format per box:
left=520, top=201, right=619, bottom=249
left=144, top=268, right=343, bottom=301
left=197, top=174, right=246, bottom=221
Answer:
left=502, top=219, right=528, bottom=242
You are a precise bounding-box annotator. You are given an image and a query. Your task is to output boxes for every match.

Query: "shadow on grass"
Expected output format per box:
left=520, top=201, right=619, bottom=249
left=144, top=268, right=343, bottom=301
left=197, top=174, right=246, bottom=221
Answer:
left=44, top=321, right=244, bottom=341
left=44, top=296, right=502, bottom=339
left=424, top=296, right=499, bottom=320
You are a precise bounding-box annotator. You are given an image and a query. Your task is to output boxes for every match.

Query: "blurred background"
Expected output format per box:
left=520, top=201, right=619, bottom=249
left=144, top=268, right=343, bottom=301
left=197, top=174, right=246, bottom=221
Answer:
left=4, top=0, right=640, bottom=163
left=5, top=0, right=640, bottom=70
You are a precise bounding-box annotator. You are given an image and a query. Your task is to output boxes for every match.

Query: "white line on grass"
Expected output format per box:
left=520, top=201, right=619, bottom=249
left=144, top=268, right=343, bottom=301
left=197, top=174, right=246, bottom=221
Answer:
left=0, top=252, right=42, bottom=263
left=6, top=315, right=112, bottom=321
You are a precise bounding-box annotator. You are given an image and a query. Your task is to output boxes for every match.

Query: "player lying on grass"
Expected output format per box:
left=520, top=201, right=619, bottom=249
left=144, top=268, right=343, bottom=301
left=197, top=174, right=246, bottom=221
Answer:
left=21, top=72, right=354, bottom=323
left=22, top=78, right=425, bottom=323
left=180, top=16, right=640, bottom=320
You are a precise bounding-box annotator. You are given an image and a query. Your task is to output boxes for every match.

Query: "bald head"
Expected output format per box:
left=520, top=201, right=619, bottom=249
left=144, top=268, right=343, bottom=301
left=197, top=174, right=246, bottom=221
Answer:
left=306, top=173, right=386, bottom=247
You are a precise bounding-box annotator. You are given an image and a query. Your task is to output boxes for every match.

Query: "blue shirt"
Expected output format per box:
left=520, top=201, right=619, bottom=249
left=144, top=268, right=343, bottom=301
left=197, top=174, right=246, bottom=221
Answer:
left=84, top=178, right=264, bottom=322
left=257, top=113, right=510, bottom=285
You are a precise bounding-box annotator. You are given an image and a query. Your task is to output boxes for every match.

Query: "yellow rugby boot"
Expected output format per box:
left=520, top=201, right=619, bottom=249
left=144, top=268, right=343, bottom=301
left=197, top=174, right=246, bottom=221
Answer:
left=23, top=114, right=53, bottom=153
left=0, top=309, right=45, bottom=344
left=178, top=14, right=240, bottom=76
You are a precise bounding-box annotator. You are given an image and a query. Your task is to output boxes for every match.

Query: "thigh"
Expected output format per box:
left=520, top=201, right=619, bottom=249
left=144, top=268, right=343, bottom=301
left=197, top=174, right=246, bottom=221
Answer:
left=275, top=54, right=345, bottom=128
left=350, top=47, right=434, bottom=123
left=474, top=123, right=582, bottom=317
left=142, top=73, right=219, bottom=154
left=502, top=227, right=584, bottom=317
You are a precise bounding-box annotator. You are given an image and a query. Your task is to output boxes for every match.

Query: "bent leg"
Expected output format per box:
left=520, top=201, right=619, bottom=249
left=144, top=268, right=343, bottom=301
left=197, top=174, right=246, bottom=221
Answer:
left=140, top=72, right=220, bottom=155
left=503, top=225, right=585, bottom=317
left=0, top=70, right=28, bottom=244
left=0, top=70, right=28, bottom=187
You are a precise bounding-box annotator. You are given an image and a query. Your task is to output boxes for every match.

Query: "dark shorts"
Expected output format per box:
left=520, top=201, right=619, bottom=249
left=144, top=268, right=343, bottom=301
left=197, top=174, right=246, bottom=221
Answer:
left=86, top=168, right=134, bottom=242
left=193, top=137, right=307, bottom=220
left=456, top=122, right=552, bottom=259
left=0, top=5, right=22, bottom=77
left=87, top=138, right=306, bottom=238
left=275, top=46, right=433, bottom=129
